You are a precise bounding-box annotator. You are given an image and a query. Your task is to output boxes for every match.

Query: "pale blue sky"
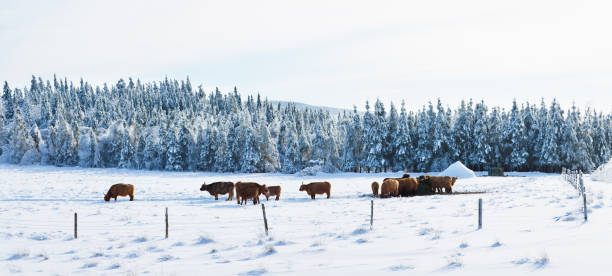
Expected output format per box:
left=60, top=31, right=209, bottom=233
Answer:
left=2, top=0, right=612, bottom=112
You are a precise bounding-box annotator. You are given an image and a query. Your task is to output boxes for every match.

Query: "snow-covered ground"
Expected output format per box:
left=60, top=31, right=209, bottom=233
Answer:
left=0, top=165, right=610, bottom=275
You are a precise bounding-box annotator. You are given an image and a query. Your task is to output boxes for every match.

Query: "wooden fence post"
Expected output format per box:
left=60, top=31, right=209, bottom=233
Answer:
left=74, top=212, right=77, bottom=239
left=478, top=198, right=482, bottom=230
left=583, top=193, right=588, bottom=221
left=262, top=204, right=269, bottom=236
left=370, top=200, right=374, bottom=230
left=165, top=207, right=168, bottom=239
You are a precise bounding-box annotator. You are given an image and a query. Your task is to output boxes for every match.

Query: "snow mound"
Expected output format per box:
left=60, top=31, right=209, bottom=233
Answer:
left=438, top=161, right=476, bottom=179
left=591, top=159, right=612, bottom=183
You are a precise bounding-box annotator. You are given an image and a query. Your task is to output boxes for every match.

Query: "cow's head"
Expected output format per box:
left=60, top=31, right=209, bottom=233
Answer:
left=299, top=184, right=307, bottom=191
left=451, top=177, right=458, bottom=186
left=104, top=193, right=110, bottom=202
left=200, top=183, right=208, bottom=191
left=259, top=184, right=269, bottom=194
left=402, top=174, right=411, bottom=179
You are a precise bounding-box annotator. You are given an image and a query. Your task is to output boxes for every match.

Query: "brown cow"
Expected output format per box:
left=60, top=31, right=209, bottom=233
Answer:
left=200, top=182, right=235, bottom=201
left=382, top=175, right=416, bottom=197
left=235, top=182, right=268, bottom=205
left=397, top=177, right=419, bottom=197
left=380, top=179, right=399, bottom=198
left=429, top=176, right=458, bottom=194
left=265, top=186, right=282, bottom=201
left=299, top=182, right=331, bottom=199
left=104, top=183, right=134, bottom=201
left=371, top=181, right=379, bottom=197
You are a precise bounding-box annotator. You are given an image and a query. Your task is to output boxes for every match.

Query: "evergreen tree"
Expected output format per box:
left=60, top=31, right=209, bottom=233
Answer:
left=6, top=111, right=33, bottom=163
left=118, top=127, right=136, bottom=169
left=504, top=100, right=528, bottom=170
left=2, top=81, right=14, bottom=120
left=393, top=101, right=413, bottom=171
left=165, top=125, right=184, bottom=171
left=341, top=106, right=363, bottom=172
left=539, top=100, right=563, bottom=172
left=53, top=116, right=78, bottom=166
left=470, top=101, right=490, bottom=171
left=281, top=122, right=301, bottom=173
left=362, top=101, right=384, bottom=172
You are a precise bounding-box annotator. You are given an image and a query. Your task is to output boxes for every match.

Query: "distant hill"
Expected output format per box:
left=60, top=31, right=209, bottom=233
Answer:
left=269, top=101, right=354, bottom=115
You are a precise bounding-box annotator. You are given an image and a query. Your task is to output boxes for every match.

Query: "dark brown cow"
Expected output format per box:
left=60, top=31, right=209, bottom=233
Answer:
left=104, top=183, right=134, bottom=201
left=371, top=181, right=379, bottom=197
left=265, top=186, right=282, bottom=201
left=299, top=182, right=331, bottom=199
left=417, top=175, right=434, bottom=193
left=200, top=182, right=235, bottom=201
left=235, top=182, right=268, bottom=205
left=397, top=177, right=419, bottom=196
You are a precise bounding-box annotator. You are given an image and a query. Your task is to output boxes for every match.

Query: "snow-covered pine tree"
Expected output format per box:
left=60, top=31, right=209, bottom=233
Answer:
left=165, top=123, right=184, bottom=171
left=341, top=106, right=363, bottom=172
left=2, top=81, right=14, bottom=120
left=6, top=110, right=34, bottom=163
left=53, top=115, right=78, bottom=166
left=539, top=99, right=563, bottom=172
left=430, top=99, right=453, bottom=171
left=281, top=121, right=301, bottom=173
left=469, top=101, right=490, bottom=171
left=414, top=105, right=433, bottom=171
left=239, top=125, right=260, bottom=173
left=362, top=101, right=385, bottom=172
left=256, top=121, right=280, bottom=172
left=393, top=101, right=413, bottom=171
left=590, top=111, right=610, bottom=166
left=78, top=127, right=95, bottom=167
left=118, top=127, right=136, bottom=169
left=452, top=100, right=474, bottom=167
left=384, top=101, right=398, bottom=171
left=487, top=107, right=504, bottom=167
left=504, top=100, right=528, bottom=171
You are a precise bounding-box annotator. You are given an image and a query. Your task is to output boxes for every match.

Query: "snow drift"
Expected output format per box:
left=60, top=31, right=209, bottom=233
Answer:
left=591, top=158, right=612, bottom=183
left=438, top=161, right=476, bottom=178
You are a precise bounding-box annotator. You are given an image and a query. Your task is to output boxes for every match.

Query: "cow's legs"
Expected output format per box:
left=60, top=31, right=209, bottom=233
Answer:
left=215, top=194, right=219, bottom=200
left=129, top=194, right=134, bottom=201
left=227, top=189, right=233, bottom=201
left=326, top=192, right=330, bottom=199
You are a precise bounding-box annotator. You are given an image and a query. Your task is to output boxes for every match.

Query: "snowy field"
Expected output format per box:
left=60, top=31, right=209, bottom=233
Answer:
left=0, top=165, right=611, bottom=275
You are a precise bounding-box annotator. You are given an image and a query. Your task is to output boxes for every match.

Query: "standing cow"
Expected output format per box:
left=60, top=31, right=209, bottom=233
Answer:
left=371, top=181, right=379, bottom=197
left=265, top=186, right=282, bottom=201
left=299, top=182, right=331, bottom=199
left=429, top=176, right=458, bottom=194
left=235, top=182, right=268, bottom=205
left=200, top=182, right=235, bottom=201
left=380, top=179, right=399, bottom=198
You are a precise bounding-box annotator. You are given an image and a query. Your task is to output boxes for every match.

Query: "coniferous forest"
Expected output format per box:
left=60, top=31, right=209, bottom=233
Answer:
left=0, top=76, right=610, bottom=173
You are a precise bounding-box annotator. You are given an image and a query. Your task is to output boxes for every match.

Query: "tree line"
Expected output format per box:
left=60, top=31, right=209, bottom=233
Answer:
left=0, top=76, right=610, bottom=173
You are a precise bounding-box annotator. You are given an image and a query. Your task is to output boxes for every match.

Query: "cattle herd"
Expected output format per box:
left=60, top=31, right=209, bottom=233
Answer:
left=374, top=174, right=458, bottom=198
left=102, top=174, right=458, bottom=204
